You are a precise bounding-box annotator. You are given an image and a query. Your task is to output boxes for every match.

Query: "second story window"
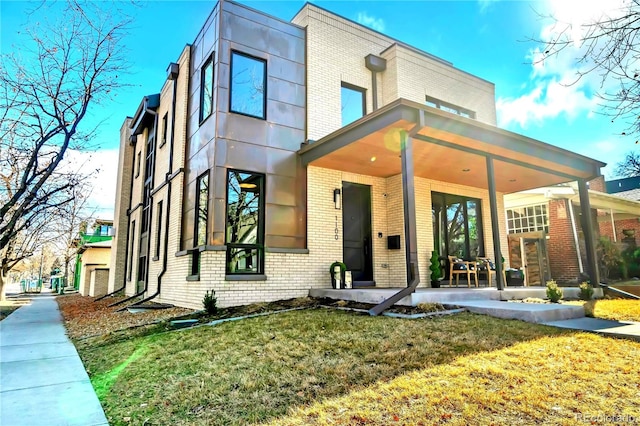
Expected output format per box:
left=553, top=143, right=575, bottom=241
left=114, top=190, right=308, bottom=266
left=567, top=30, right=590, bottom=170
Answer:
left=200, top=55, right=214, bottom=123
left=426, top=96, right=475, bottom=119
left=230, top=51, right=266, bottom=119
left=160, top=113, right=168, bottom=147
left=195, top=171, right=209, bottom=247
left=341, top=83, right=366, bottom=126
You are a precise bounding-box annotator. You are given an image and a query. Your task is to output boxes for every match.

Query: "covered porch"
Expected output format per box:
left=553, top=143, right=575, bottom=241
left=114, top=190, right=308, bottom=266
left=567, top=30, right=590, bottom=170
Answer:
left=299, top=99, right=605, bottom=314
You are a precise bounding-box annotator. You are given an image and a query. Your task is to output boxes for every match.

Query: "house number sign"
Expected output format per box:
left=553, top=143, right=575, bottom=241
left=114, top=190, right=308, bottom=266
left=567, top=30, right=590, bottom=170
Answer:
left=335, top=215, right=339, bottom=240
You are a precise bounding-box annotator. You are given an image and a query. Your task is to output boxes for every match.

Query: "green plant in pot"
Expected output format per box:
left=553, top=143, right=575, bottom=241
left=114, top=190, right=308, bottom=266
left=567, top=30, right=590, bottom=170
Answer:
left=329, top=261, right=346, bottom=289
left=429, top=251, right=442, bottom=288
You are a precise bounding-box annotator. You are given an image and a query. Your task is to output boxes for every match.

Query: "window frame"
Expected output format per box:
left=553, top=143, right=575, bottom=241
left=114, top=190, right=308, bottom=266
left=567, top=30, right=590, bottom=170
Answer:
left=199, top=54, right=214, bottom=124
left=194, top=171, right=209, bottom=248
left=225, top=169, right=265, bottom=275
left=425, top=95, right=476, bottom=119
left=229, top=50, right=267, bottom=120
left=127, top=220, right=136, bottom=281
left=160, top=113, right=168, bottom=148
left=506, top=203, right=549, bottom=234
left=135, top=151, right=141, bottom=178
left=155, top=200, right=163, bottom=259
left=340, top=82, right=367, bottom=126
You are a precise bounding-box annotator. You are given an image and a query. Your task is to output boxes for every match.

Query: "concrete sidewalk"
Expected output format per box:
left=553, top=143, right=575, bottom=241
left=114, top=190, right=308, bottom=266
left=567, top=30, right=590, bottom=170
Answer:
left=543, top=317, right=640, bottom=341
left=0, top=293, right=108, bottom=426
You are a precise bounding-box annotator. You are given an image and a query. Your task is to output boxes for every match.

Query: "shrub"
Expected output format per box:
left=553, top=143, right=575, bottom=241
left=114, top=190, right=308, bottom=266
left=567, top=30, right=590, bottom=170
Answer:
left=579, top=282, right=594, bottom=301
left=416, top=302, right=445, bottom=313
left=429, top=251, right=442, bottom=282
left=597, top=237, right=622, bottom=280
left=546, top=280, right=563, bottom=303
left=203, top=289, right=218, bottom=315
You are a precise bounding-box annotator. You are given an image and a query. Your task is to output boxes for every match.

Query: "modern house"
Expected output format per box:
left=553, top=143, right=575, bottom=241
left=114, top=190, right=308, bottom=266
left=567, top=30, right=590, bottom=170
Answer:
left=504, top=178, right=640, bottom=284
left=108, top=1, right=606, bottom=310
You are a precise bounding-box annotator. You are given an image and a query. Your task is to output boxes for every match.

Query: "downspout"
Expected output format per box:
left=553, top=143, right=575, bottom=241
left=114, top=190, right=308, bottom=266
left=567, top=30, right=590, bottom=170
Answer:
left=131, top=63, right=180, bottom=307
left=96, top=133, right=137, bottom=301
left=369, top=118, right=422, bottom=316
left=609, top=208, right=617, bottom=243
left=113, top=109, right=159, bottom=309
left=365, top=54, right=386, bottom=111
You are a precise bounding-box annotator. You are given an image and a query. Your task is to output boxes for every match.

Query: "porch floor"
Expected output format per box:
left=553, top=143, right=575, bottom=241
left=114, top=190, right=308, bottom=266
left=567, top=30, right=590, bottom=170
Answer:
left=309, top=286, right=603, bottom=324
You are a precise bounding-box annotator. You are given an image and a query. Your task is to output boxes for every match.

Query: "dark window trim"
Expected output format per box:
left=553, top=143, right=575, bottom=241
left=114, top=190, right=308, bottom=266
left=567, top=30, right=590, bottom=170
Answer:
left=425, top=95, right=476, bottom=119
left=229, top=50, right=267, bottom=120
left=127, top=220, right=136, bottom=281
left=155, top=200, right=163, bottom=258
left=341, top=82, right=367, bottom=120
left=194, top=170, right=210, bottom=248
left=160, top=113, right=168, bottom=148
left=135, top=152, right=141, bottom=178
left=199, top=54, right=215, bottom=124
left=225, top=169, right=265, bottom=275
left=432, top=191, right=484, bottom=260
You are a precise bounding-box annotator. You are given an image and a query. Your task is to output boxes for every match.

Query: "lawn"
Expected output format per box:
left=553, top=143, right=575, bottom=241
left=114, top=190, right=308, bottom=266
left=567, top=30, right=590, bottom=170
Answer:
left=76, top=308, right=640, bottom=426
left=583, top=299, right=640, bottom=322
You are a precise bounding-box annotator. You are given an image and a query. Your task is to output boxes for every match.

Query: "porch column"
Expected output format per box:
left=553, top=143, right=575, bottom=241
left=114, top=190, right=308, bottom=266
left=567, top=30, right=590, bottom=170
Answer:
left=401, top=130, right=420, bottom=286
left=610, top=209, right=617, bottom=243
left=578, top=179, right=601, bottom=286
left=486, top=156, right=505, bottom=290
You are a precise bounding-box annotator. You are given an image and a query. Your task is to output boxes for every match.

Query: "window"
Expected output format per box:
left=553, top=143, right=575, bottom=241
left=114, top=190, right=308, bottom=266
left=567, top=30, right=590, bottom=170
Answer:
left=432, top=192, right=484, bottom=260
left=127, top=220, right=136, bottom=281
left=136, top=152, right=141, bottom=178
left=160, top=113, right=168, bottom=147
left=226, top=170, right=264, bottom=274
left=341, top=83, right=366, bottom=126
left=425, top=96, right=475, bottom=119
left=155, top=200, right=163, bottom=258
left=230, top=51, right=266, bottom=119
left=506, top=204, right=549, bottom=234
left=200, top=55, right=214, bottom=122
left=195, top=172, right=209, bottom=247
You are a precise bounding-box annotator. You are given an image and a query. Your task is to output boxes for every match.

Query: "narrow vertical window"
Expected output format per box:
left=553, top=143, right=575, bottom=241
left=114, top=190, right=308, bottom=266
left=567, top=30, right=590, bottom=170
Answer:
left=200, top=55, right=214, bottom=123
left=136, top=152, right=141, bottom=178
left=195, top=172, right=209, bottom=247
left=128, top=220, right=136, bottom=280
left=230, top=51, right=266, bottom=119
left=160, top=113, right=168, bottom=147
left=340, top=83, right=366, bottom=126
left=155, top=200, right=163, bottom=258
left=226, top=170, right=264, bottom=274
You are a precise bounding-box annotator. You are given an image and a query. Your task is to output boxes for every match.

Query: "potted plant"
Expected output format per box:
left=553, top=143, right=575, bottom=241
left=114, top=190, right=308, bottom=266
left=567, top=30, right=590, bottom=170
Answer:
left=329, top=261, right=346, bottom=289
left=429, top=251, right=443, bottom=288
left=505, top=268, right=524, bottom=286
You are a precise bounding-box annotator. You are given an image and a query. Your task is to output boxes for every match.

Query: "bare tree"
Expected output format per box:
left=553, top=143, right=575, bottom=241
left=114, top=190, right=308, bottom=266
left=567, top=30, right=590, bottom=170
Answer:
left=0, top=1, right=133, bottom=300
left=615, top=151, right=640, bottom=177
left=534, top=1, right=640, bottom=139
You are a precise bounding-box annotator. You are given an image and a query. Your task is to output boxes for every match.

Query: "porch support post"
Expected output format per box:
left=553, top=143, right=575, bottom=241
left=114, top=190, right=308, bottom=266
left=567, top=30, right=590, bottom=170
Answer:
left=610, top=209, right=617, bottom=243
left=578, top=179, right=601, bottom=287
left=486, top=156, right=505, bottom=290
left=401, top=130, right=420, bottom=287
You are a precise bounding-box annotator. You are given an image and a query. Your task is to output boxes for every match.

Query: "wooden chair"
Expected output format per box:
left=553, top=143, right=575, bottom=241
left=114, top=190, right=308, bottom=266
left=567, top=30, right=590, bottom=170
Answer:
left=476, top=257, right=507, bottom=287
left=447, top=255, right=478, bottom=287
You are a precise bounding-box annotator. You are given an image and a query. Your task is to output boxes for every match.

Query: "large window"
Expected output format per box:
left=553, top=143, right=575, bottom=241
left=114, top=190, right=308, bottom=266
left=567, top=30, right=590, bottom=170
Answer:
left=195, top=172, right=209, bottom=247
left=200, top=55, right=214, bottom=123
left=230, top=51, right=266, bottom=119
left=432, top=192, right=484, bottom=260
left=226, top=170, right=264, bottom=274
left=426, top=96, right=475, bottom=119
left=155, top=200, right=163, bottom=258
left=341, top=83, right=366, bottom=126
left=127, top=220, right=135, bottom=281
left=506, top=204, right=549, bottom=234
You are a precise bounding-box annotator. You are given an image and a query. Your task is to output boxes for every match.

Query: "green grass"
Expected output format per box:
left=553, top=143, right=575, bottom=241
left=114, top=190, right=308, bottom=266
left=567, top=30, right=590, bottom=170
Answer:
left=78, top=308, right=639, bottom=425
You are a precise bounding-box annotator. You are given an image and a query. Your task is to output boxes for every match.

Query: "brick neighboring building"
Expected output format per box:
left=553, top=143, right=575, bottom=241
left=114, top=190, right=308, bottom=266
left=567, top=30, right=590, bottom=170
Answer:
left=109, top=1, right=606, bottom=309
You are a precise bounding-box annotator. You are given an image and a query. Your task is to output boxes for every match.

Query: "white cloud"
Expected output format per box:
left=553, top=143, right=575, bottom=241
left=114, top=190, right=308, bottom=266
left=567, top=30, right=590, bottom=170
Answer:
left=497, top=0, right=630, bottom=129
left=356, top=12, right=385, bottom=33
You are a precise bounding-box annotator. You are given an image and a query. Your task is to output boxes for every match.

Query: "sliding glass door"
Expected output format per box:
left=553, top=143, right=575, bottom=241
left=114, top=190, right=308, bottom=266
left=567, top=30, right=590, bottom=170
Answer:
left=432, top=192, right=484, bottom=260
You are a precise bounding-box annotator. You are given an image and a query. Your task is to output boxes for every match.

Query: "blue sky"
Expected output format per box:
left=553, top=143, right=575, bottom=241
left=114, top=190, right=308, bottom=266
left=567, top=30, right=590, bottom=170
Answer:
left=0, top=0, right=630, bottom=218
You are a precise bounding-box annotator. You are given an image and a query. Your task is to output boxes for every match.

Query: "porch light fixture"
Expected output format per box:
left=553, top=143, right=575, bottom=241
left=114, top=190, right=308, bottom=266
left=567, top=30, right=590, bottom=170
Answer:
left=370, top=156, right=377, bottom=162
left=462, top=168, right=471, bottom=172
left=334, top=188, right=341, bottom=210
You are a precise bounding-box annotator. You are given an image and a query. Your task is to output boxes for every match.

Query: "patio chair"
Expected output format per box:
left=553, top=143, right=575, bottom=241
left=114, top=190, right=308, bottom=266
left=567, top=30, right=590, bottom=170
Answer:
left=476, top=257, right=507, bottom=287
left=447, top=256, right=478, bottom=288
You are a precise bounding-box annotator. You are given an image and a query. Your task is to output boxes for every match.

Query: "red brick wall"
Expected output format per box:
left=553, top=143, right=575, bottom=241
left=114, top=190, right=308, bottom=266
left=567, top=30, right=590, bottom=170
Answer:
left=588, top=176, right=605, bottom=192
left=599, top=218, right=640, bottom=246
left=547, top=199, right=581, bottom=282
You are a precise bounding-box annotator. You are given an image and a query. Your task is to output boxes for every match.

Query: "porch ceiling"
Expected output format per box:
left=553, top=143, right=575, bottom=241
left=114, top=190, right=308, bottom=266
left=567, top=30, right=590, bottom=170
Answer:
left=299, top=99, right=604, bottom=194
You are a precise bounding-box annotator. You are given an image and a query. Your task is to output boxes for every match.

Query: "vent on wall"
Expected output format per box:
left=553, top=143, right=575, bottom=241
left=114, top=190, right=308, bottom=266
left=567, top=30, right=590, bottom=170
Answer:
left=387, top=235, right=401, bottom=250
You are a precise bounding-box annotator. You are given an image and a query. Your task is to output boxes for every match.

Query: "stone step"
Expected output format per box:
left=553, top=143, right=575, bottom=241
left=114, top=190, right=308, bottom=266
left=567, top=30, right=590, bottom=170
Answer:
left=455, top=300, right=585, bottom=323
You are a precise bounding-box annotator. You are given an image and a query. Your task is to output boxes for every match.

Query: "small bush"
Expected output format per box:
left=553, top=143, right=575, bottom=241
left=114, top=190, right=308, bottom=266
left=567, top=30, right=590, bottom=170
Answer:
left=416, top=302, right=445, bottom=313
left=546, top=280, right=563, bottom=303
left=203, top=289, right=217, bottom=315
left=579, top=282, right=594, bottom=301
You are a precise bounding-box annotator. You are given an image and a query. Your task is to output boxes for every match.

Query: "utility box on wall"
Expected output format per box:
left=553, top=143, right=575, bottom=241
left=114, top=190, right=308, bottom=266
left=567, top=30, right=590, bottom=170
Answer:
left=387, top=235, right=401, bottom=250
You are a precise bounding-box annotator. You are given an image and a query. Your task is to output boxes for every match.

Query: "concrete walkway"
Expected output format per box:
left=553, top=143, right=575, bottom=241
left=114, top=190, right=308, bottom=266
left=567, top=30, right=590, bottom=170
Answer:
left=543, top=317, right=640, bottom=342
left=0, top=293, right=108, bottom=426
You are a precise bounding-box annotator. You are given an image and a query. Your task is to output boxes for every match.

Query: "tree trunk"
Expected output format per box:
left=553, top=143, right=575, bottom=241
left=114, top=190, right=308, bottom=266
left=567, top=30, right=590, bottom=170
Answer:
left=0, top=267, right=6, bottom=302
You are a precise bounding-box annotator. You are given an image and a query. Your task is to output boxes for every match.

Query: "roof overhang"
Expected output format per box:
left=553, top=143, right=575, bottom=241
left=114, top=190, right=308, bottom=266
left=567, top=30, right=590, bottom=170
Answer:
left=130, top=94, right=160, bottom=137
left=298, top=99, right=605, bottom=194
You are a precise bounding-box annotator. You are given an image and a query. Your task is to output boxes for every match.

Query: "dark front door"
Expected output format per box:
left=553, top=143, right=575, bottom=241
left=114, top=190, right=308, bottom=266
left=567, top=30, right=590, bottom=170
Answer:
left=342, top=182, right=373, bottom=284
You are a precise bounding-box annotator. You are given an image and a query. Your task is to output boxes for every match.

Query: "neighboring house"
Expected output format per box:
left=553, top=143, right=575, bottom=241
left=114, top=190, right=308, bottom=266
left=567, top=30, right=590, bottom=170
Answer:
left=108, top=1, right=605, bottom=309
left=74, top=220, right=113, bottom=296
left=504, top=178, right=640, bottom=284
left=603, top=176, right=640, bottom=246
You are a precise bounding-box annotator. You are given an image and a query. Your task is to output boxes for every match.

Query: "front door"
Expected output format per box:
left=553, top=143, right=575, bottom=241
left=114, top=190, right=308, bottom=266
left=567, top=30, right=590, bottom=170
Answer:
left=342, top=182, right=373, bottom=284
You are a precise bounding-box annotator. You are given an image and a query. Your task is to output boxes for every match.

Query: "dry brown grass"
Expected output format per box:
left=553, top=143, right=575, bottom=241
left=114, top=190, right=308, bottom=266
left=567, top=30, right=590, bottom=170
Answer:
left=582, top=299, right=640, bottom=322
